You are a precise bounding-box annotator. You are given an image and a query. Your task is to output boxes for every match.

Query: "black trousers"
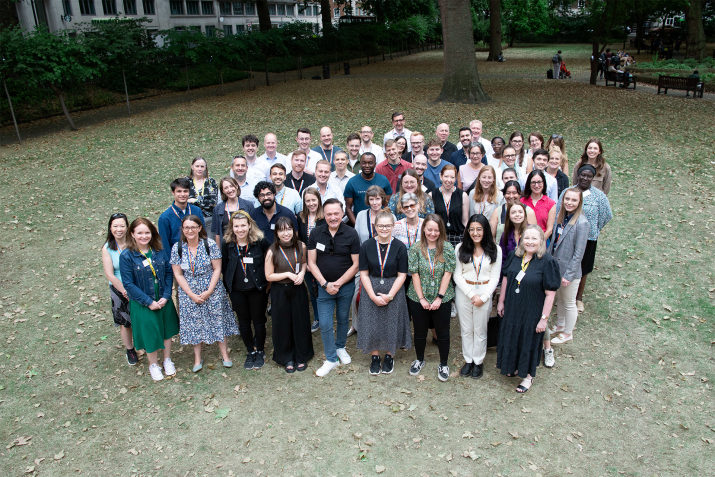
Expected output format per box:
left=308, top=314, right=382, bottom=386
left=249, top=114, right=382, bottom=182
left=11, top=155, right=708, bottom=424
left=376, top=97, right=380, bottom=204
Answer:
left=408, top=298, right=452, bottom=366
left=270, top=283, right=314, bottom=365
left=229, top=289, right=268, bottom=352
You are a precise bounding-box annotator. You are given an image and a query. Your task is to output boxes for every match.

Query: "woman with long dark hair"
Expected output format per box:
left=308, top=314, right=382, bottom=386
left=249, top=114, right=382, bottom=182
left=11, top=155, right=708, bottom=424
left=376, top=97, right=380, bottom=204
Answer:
left=186, top=156, right=218, bottom=232
left=521, top=170, right=556, bottom=239
left=297, top=187, right=326, bottom=334
left=571, top=138, right=611, bottom=195
left=434, top=164, right=469, bottom=247
left=453, top=214, right=502, bottom=379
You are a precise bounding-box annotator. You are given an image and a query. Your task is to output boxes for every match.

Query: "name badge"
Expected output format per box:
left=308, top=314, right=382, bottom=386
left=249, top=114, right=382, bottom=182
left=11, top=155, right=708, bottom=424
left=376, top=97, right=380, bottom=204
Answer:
left=582, top=190, right=591, bottom=198
left=316, top=243, right=326, bottom=251
left=557, top=226, right=564, bottom=234
left=296, top=263, right=300, bottom=273
left=243, top=257, right=254, bottom=264
left=270, top=223, right=276, bottom=230
left=515, top=270, right=526, bottom=281
left=142, top=260, right=150, bottom=268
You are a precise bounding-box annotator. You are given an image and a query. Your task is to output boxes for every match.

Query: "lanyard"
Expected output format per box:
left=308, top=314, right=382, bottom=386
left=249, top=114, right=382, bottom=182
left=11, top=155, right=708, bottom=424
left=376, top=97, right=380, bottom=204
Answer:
left=171, top=205, right=185, bottom=220
left=376, top=239, right=392, bottom=278
left=368, top=210, right=377, bottom=238
left=320, top=146, right=334, bottom=165
left=195, top=179, right=205, bottom=199
left=237, top=245, right=248, bottom=276
left=278, top=188, right=285, bottom=205
left=291, top=178, right=304, bottom=192
left=518, top=255, right=531, bottom=286
left=225, top=201, right=239, bottom=217
left=441, top=189, right=452, bottom=213
left=472, top=253, right=484, bottom=278
left=426, top=247, right=436, bottom=279
left=138, top=249, right=158, bottom=282
left=278, top=246, right=298, bottom=273
left=406, top=218, right=421, bottom=247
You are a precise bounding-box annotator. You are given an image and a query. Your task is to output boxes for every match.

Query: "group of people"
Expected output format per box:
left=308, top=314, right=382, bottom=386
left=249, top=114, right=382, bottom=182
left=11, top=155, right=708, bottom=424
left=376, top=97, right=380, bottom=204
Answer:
left=101, top=113, right=613, bottom=393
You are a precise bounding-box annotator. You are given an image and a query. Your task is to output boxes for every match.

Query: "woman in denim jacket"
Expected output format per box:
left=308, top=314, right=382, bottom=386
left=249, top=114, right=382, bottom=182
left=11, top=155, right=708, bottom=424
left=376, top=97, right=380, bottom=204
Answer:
left=119, top=218, right=180, bottom=382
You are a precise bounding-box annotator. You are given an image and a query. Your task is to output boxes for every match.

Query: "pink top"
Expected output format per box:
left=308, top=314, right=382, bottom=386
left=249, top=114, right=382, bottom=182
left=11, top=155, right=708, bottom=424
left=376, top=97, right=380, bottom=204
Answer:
left=521, top=195, right=555, bottom=233
left=458, top=164, right=482, bottom=191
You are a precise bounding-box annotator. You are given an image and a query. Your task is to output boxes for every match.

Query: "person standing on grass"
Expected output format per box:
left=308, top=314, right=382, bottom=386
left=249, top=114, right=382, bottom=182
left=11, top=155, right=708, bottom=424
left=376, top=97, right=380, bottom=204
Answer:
left=347, top=133, right=365, bottom=174
left=406, top=214, right=456, bottom=382
left=119, top=218, right=179, bottom=382
left=544, top=134, right=568, bottom=175
left=358, top=209, right=410, bottom=375
left=257, top=133, right=288, bottom=180
left=469, top=166, right=502, bottom=227
left=508, top=131, right=534, bottom=180
left=404, top=131, right=426, bottom=163
left=490, top=136, right=506, bottom=169
left=270, top=163, right=302, bottom=216
left=287, top=128, right=322, bottom=175
left=343, top=153, right=393, bottom=226
left=453, top=214, right=502, bottom=380
left=230, top=156, right=259, bottom=205
left=394, top=136, right=409, bottom=161
left=387, top=169, right=435, bottom=221
left=186, top=156, right=218, bottom=233
left=265, top=217, right=314, bottom=373
left=296, top=188, right=326, bottom=335
left=423, top=139, right=449, bottom=187
left=433, top=165, right=469, bottom=247
left=458, top=143, right=486, bottom=192
left=436, top=123, right=458, bottom=162
left=171, top=215, right=238, bottom=372
left=552, top=50, right=562, bottom=79
left=101, top=213, right=137, bottom=366
left=521, top=170, right=556, bottom=242
left=222, top=210, right=271, bottom=371
left=411, top=154, right=437, bottom=195
left=285, top=150, right=316, bottom=196
left=499, top=202, right=531, bottom=275
left=312, top=126, right=344, bottom=172
left=358, top=127, right=384, bottom=165
left=466, top=120, right=495, bottom=158
left=249, top=181, right=298, bottom=245
left=158, top=177, right=206, bottom=261
left=497, top=225, right=560, bottom=393
left=527, top=132, right=545, bottom=156
left=356, top=185, right=393, bottom=244
left=212, top=176, right=255, bottom=245
left=307, top=199, right=360, bottom=377
left=556, top=165, right=612, bottom=314
left=383, top=111, right=412, bottom=151
left=375, top=139, right=413, bottom=193
left=549, top=189, right=589, bottom=345
left=545, top=146, right=570, bottom=199
left=328, top=151, right=355, bottom=193
left=571, top=138, right=611, bottom=196
left=449, top=127, right=475, bottom=169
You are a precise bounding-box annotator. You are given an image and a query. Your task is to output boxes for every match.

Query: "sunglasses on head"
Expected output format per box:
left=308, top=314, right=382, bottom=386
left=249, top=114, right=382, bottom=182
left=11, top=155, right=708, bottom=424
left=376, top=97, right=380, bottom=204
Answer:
left=551, top=134, right=563, bottom=140
left=111, top=213, right=127, bottom=219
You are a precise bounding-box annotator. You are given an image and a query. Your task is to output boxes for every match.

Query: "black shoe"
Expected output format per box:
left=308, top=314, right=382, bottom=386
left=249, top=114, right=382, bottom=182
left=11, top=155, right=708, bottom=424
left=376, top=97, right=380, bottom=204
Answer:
left=381, top=354, right=394, bottom=374
left=244, top=351, right=255, bottom=370
left=460, top=362, right=474, bottom=377
left=310, top=320, right=320, bottom=333
left=126, top=348, right=138, bottom=366
left=472, top=363, right=483, bottom=380
left=369, top=356, right=381, bottom=375
left=409, top=359, right=425, bottom=376
left=253, top=351, right=265, bottom=369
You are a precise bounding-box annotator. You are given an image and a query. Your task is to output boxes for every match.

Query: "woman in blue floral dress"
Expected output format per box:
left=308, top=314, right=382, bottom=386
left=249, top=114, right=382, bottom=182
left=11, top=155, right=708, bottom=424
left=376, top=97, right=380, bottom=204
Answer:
left=170, top=215, right=238, bottom=372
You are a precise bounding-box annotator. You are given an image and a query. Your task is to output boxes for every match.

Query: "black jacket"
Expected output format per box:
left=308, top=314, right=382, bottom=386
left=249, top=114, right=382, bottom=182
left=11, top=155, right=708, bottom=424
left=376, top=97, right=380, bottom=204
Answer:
left=221, top=238, right=270, bottom=292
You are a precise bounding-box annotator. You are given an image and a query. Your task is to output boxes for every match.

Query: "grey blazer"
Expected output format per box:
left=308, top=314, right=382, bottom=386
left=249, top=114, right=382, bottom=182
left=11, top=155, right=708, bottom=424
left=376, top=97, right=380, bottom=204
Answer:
left=548, top=213, right=590, bottom=282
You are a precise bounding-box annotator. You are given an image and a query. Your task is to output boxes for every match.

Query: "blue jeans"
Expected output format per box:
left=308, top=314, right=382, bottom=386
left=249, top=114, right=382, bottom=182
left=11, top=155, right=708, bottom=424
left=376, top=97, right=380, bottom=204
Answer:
left=316, top=281, right=355, bottom=362
left=305, top=271, right=319, bottom=321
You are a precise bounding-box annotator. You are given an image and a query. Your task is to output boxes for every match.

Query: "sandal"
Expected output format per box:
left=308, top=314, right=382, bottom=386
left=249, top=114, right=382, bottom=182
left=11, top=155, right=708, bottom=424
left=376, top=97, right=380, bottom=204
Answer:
left=296, top=363, right=307, bottom=372
left=516, top=377, right=533, bottom=394
left=285, top=361, right=296, bottom=374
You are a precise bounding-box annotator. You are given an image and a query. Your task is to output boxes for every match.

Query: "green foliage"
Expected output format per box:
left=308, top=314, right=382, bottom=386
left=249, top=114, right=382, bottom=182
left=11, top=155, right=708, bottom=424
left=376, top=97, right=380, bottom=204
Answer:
left=637, top=57, right=715, bottom=69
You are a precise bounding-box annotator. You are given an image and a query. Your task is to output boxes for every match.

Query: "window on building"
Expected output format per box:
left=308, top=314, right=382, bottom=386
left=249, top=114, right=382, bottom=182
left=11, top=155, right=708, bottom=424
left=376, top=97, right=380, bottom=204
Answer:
left=142, top=0, right=155, bottom=14
left=62, top=0, right=72, bottom=15
left=233, top=2, right=243, bottom=14
left=123, top=0, right=137, bottom=14
left=298, top=4, right=306, bottom=15
left=268, top=3, right=276, bottom=15
left=236, top=24, right=245, bottom=32
left=201, top=1, right=213, bottom=14
left=333, top=7, right=339, bottom=18
left=244, top=2, right=254, bottom=14
left=314, top=22, right=319, bottom=33
left=186, top=1, right=199, bottom=14
left=277, top=4, right=285, bottom=15
left=286, top=4, right=294, bottom=15
left=102, top=0, right=117, bottom=14
left=220, top=2, right=231, bottom=14
left=206, top=25, right=215, bottom=36
left=79, top=0, right=95, bottom=14
left=170, top=0, right=183, bottom=14
left=314, top=4, right=320, bottom=15
left=223, top=24, right=233, bottom=35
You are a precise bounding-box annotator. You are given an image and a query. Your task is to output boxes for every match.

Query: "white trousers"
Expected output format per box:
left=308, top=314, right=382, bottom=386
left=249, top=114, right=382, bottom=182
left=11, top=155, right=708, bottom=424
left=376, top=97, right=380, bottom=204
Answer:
left=553, top=63, right=560, bottom=79
left=455, top=287, right=492, bottom=365
left=555, top=277, right=580, bottom=334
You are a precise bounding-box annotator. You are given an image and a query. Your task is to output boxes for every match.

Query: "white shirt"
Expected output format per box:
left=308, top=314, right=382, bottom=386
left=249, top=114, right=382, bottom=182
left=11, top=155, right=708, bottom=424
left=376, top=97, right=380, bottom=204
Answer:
left=328, top=170, right=355, bottom=193
left=453, top=243, right=503, bottom=303
left=457, top=137, right=495, bottom=156
left=230, top=159, right=267, bottom=185
left=519, top=171, right=558, bottom=203
left=359, top=143, right=385, bottom=164
left=275, top=186, right=303, bottom=215
left=288, top=150, right=323, bottom=174
left=383, top=128, right=413, bottom=152
left=257, top=152, right=288, bottom=180
left=305, top=182, right=347, bottom=222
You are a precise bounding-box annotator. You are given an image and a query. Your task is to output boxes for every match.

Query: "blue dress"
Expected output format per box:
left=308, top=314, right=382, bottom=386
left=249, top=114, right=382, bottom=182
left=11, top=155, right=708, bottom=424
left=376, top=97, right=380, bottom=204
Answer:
left=170, top=239, right=238, bottom=345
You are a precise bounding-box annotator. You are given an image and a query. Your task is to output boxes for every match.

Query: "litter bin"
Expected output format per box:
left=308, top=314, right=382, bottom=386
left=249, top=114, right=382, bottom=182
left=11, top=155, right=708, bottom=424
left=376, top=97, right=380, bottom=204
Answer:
left=344, top=62, right=350, bottom=75
left=323, top=64, right=330, bottom=80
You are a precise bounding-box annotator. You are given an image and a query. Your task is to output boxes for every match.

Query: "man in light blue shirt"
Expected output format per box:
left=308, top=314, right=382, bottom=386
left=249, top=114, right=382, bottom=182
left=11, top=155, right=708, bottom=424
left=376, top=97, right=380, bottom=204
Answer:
left=230, top=156, right=259, bottom=206
left=422, top=138, right=449, bottom=187
left=257, top=133, right=287, bottom=180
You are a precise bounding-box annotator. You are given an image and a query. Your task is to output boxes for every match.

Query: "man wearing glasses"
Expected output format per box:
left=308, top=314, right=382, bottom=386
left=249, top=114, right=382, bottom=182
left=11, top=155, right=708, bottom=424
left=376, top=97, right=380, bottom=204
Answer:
left=383, top=112, right=412, bottom=152
left=403, top=131, right=425, bottom=163
left=358, top=126, right=384, bottom=165
left=308, top=198, right=360, bottom=377
left=248, top=181, right=297, bottom=244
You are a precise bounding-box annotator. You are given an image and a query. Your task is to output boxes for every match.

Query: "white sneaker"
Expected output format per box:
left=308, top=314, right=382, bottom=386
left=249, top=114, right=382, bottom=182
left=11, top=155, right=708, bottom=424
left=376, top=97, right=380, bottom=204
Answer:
left=336, top=348, right=352, bottom=365
left=551, top=333, right=573, bottom=345
left=163, top=358, right=176, bottom=376
left=149, top=363, right=164, bottom=381
left=450, top=302, right=457, bottom=318
left=543, top=348, right=555, bottom=368
left=315, top=360, right=340, bottom=377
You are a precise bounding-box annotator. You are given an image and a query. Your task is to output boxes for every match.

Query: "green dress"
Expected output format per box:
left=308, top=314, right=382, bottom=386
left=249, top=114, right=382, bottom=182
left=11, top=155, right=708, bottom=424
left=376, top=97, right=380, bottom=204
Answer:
left=406, top=242, right=456, bottom=303
left=129, top=250, right=180, bottom=354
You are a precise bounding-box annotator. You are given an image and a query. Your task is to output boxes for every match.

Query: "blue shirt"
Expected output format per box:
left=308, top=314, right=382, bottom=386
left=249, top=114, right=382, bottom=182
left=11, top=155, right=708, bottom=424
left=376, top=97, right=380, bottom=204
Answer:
left=249, top=203, right=298, bottom=244
left=311, top=145, right=344, bottom=171
left=449, top=149, right=487, bottom=169
left=343, top=173, right=393, bottom=215
left=157, top=203, right=206, bottom=254
left=423, top=159, right=449, bottom=187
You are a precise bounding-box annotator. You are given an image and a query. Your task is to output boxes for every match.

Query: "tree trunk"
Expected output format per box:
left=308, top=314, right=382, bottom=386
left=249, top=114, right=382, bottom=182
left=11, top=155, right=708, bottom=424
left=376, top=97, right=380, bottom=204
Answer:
left=49, top=84, right=77, bottom=131
left=122, top=68, right=131, bottom=117
left=264, top=56, right=270, bottom=86
left=437, top=0, right=490, bottom=103
left=255, top=0, right=272, bottom=32
left=590, top=0, right=616, bottom=85
left=635, top=13, right=644, bottom=54
left=684, top=0, right=706, bottom=60
left=321, top=0, right=332, bottom=32
left=487, top=0, right=501, bottom=61
left=3, top=77, right=21, bottom=145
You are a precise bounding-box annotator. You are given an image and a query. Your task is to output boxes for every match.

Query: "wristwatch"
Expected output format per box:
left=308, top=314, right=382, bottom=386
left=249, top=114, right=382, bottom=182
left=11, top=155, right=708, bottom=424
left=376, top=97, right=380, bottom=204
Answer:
left=540, top=314, right=549, bottom=321
left=386, top=294, right=394, bottom=301
left=321, top=281, right=328, bottom=289
left=437, top=293, right=445, bottom=299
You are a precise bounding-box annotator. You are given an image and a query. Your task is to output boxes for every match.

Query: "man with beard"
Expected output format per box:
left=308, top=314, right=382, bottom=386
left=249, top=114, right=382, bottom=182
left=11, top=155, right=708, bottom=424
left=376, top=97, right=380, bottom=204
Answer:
left=448, top=127, right=477, bottom=169
left=249, top=181, right=297, bottom=244
left=270, top=163, right=302, bottom=215
left=343, top=153, right=392, bottom=226
left=287, top=127, right=322, bottom=174
left=358, top=126, right=384, bottom=164
left=411, top=154, right=437, bottom=195
left=285, top=150, right=316, bottom=195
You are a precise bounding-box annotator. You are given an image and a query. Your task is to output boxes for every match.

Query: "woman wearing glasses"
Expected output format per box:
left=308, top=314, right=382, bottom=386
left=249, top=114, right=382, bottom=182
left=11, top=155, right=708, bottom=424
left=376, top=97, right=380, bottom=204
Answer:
left=457, top=143, right=486, bottom=192
left=434, top=164, right=469, bottom=247
left=186, top=156, right=219, bottom=232
left=527, top=132, right=545, bottom=155
left=357, top=209, right=410, bottom=375
left=356, top=185, right=392, bottom=244
left=171, top=215, right=238, bottom=373
left=508, top=131, right=533, bottom=180
left=387, top=170, right=435, bottom=221
left=521, top=170, right=556, bottom=239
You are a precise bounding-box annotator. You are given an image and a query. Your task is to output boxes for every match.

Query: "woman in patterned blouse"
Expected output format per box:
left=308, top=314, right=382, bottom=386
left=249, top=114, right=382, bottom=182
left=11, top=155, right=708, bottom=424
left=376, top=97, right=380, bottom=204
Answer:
left=187, top=156, right=219, bottom=233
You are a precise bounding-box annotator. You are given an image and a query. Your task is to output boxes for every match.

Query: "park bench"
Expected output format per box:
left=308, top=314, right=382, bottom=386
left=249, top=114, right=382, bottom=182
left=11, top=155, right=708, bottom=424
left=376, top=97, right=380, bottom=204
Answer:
left=657, top=75, right=704, bottom=98
left=604, top=70, right=636, bottom=89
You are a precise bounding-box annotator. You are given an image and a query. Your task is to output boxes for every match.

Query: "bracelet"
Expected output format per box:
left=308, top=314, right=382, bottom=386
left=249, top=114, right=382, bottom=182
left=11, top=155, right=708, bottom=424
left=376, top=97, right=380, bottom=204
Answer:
left=437, top=293, right=445, bottom=299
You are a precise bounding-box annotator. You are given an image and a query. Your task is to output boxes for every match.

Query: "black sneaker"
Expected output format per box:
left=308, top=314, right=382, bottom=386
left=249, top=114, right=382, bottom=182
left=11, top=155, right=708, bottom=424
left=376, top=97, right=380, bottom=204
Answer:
left=381, top=354, right=394, bottom=374
left=253, top=351, right=265, bottom=369
left=126, top=348, right=138, bottom=366
left=369, top=356, right=381, bottom=375
left=310, top=320, right=320, bottom=333
left=409, top=359, right=425, bottom=376
left=438, top=364, right=449, bottom=382
left=244, top=351, right=256, bottom=370
left=472, top=363, right=483, bottom=380
left=459, top=362, right=474, bottom=377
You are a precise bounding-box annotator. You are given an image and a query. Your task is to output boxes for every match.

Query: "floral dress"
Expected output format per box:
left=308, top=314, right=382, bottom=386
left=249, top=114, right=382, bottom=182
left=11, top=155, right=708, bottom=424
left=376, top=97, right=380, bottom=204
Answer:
left=188, top=177, right=219, bottom=218
left=170, top=239, right=238, bottom=345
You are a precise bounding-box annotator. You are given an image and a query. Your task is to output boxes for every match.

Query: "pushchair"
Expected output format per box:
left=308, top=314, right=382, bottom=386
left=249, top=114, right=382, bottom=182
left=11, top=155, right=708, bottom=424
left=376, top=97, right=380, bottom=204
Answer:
left=559, top=61, right=572, bottom=79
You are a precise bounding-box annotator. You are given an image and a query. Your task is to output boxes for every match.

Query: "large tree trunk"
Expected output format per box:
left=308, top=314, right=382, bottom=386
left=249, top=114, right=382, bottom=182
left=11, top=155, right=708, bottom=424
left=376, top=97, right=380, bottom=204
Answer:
left=635, top=13, right=644, bottom=54
left=49, top=84, right=77, bottom=131
left=255, top=0, right=272, bottom=32
left=437, top=0, right=490, bottom=103
left=684, top=0, right=706, bottom=60
left=589, top=0, right=616, bottom=85
left=487, top=0, right=501, bottom=61
left=321, top=0, right=332, bottom=32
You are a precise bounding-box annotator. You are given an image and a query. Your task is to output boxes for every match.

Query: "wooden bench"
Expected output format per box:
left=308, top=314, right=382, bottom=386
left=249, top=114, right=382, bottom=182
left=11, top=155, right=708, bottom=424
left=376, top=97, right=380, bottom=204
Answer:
left=657, top=75, right=704, bottom=98
left=604, top=70, right=636, bottom=89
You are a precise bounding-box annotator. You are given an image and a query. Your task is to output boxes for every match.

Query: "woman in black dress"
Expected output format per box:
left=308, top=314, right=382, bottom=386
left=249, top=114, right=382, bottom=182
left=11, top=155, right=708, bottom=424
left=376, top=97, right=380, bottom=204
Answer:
left=496, top=224, right=560, bottom=393
left=433, top=164, right=469, bottom=247
left=296, top=188, right=326, bottom=334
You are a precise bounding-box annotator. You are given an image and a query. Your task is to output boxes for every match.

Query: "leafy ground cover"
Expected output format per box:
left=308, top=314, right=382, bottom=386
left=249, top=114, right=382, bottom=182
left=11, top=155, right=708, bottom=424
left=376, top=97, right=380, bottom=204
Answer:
left=0, top=44, right=714, bottom=477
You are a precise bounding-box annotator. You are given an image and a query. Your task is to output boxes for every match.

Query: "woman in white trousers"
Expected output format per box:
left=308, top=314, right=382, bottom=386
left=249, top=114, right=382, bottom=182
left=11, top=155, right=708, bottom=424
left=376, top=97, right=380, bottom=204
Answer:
left=453, top=214, right=502, bottom=379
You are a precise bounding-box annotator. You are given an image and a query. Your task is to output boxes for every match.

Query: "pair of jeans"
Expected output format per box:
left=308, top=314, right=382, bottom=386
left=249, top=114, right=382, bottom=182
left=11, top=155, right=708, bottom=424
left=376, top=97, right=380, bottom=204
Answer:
left=305, top=271, right=319, bottom=321
left=228, top=290, right=268, bottom=352
left=316, top=280, right=355, bottom=363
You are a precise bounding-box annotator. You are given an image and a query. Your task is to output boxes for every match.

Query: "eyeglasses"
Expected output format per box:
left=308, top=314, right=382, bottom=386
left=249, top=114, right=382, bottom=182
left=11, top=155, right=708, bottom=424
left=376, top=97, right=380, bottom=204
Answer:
left=258, top=192, right=274, bottom=199
left=360, top=130, right=372, bottom=134
left=503, top=154, right=517, bottom=159
left=375, top=224, right=393, bottom=230
left=530, top=181, right=544, bottom=186
left=183, top=225, right=200, bottom=231
left=469, top=152, right=482, bottom=156
left=328, top=238, right=335, bottom=256
left=393, top=118, right=405, bottom=123
left=511, top=139, right=523, bottom=144
left=402, top=203, right=417, bottom=210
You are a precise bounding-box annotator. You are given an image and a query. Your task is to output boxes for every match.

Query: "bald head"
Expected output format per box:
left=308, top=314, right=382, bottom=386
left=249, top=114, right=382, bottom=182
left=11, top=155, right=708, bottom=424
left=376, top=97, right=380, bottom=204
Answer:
left=436, top=123, right=450, bottom=144
left=264, top=133, right=278, bottom=154
left=469, top=120, right=483, bottom=141
left=319, top=126, right=334, bottom=148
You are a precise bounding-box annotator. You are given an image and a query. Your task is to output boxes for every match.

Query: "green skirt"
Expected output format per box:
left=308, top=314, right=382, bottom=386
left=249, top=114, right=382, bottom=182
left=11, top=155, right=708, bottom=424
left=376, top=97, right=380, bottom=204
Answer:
left=129, top=300, right=180, bottom=354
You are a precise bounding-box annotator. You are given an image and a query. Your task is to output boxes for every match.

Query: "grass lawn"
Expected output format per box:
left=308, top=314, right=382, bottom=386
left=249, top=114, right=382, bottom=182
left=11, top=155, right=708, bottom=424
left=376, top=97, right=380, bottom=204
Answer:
left=1, top=44, right=714, bottom=477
